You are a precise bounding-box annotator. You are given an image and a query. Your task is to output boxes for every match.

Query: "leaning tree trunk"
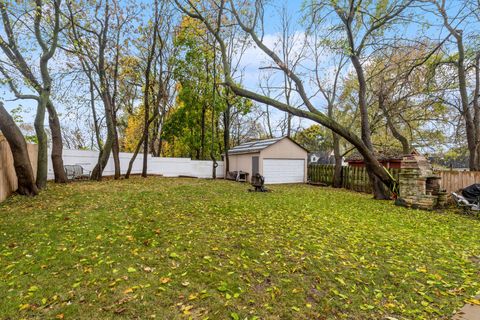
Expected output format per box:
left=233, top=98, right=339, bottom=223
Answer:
left=91, top=133, right=113, bottom=181
left=91, top=95, right=115, bottom=181
left=126, top=111, right=160, bottom=179
left=46, top=100, right=67, bottom=183
left=227, top=82, right=397, bottom=195
left=0, top=103, right=39, bottom=196
left=366, top=162, right=389, bottom=199
left=34, top=95, right=48, bottom=189
left=125, top=133, right=145, bottom=179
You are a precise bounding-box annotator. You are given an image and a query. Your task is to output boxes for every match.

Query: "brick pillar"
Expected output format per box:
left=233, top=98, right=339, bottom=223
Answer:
left=398, top=169, right=421, bottom=197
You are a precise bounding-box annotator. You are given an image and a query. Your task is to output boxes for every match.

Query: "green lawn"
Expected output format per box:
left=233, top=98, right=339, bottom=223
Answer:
left=1, top=178, right=480, bottom=319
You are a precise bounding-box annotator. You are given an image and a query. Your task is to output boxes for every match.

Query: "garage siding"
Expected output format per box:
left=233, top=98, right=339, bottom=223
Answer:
left=227, top=152, right=259, bottom=182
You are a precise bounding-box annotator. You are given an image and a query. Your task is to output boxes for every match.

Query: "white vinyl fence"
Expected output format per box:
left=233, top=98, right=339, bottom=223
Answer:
left=47, top=149, right=224, bottom=180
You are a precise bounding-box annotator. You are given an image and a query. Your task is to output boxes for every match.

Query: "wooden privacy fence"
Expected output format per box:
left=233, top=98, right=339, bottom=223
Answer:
left=0, top=139, right=37, bottom=203
left=341, top=166, right=401, bottom=193
left=436, top=170, right=480, bottom=193
left=308, top=164, right=480, bottom=194
left=308, top=164, right=400, bottom=194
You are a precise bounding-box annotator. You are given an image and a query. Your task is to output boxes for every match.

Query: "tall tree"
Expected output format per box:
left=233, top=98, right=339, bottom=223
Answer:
left=307, top=19, right=348, bottom=188
left=141, top=0, right=159, bottom=177
left=328, top=0, right=414, bottom=197
left=425, top=0, right=480, bottom=170
left=124, top=0, right=177, bottom=178
left=163, top=14, right=224, bottom=160
left=66, top=0, right=134, bottom=180
left=0, top=0, right=67, bottom=188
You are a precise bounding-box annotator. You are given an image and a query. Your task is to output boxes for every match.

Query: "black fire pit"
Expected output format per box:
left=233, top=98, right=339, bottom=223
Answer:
left=250, top=173, right=268, bottom=192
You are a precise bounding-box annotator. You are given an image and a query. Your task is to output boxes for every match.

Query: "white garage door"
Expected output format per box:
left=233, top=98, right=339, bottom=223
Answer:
left=263, top=159, right=305, bottom=184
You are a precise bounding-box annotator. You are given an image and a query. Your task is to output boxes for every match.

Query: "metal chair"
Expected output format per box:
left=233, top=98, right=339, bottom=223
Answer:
left=64, top=165, right=91, bottom=181
left=451, top=192, right=480, bottom=214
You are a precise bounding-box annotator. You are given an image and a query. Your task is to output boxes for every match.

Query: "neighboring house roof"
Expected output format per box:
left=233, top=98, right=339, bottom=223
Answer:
left=228, top=136, right=308, bottom=155
left=428, top=155, right=469, bottom=169
left=309, top=151, right=336, bottom=164
left=345, top=149, right=406, bottom=162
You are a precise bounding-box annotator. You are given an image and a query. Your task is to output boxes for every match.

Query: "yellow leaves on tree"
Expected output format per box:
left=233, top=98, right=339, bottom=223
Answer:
left=123, top=105, right=144, bottom=152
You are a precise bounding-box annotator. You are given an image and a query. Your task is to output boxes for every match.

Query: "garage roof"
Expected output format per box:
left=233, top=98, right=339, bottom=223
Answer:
left=228, top=137, right=308, bottom=155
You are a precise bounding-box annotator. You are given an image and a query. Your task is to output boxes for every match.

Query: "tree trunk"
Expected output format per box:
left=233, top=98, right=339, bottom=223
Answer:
left=91, top=138, right=113, bottom=181
left=142, top=20, right=158, bottom=177
left=455, top=36, right=477, bottom=171
left=112, top=133, right=121, bottom=179
left=126, top=110, right=160, bottom=179
left=0, top=103, right=39, bottom=196
left=91, top=94, right=115, bottom=181
left=150, top=118, right=160, bottom=157
left=34, top=96, right=48, bottom=189
left=332, top=133, right=342, bottom=188
left=85, top=68, right=103, bottom=151
left=158, top=136, right=163, bottom=157
left=112, top=112, right=121, bottom=179
left=223, top=103, right=231, bottom=173
left=125, top=133, right=145, bottom=179
left=142, top=104, right=149, bottom=178
left=327, top=97, right=342, bottom=188
left=200, top=104, right=206, bottom=160
left=351, top=54, right=389, bottom=199
left=112, top=139, right=121, bottom=178
left=366, top=162, right=389, bottom=200
left=378, top=93, right=410, bottom=154
left=228, top=83, right=396, bottom=195
left=266, top=105, right=273, bottom=138
left=210, top=88, right=216, bottom=179
left=46, top=100, right=67, bottom=183
left=287, top=113, right=292, bottom=137
left=473, top=52, right=480, bottom=169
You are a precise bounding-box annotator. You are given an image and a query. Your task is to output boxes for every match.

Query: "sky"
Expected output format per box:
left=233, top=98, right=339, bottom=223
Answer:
left=1, top=0, right=478, bottom=144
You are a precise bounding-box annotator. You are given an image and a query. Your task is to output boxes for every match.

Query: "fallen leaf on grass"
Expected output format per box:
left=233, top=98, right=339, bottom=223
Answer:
left=160, top=277, right=171, bottom=284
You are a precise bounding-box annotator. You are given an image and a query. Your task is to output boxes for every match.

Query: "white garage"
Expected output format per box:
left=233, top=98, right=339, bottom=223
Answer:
left=227, top=137, right=308, bottom=184
left=263, top=159, right=305, bottom=184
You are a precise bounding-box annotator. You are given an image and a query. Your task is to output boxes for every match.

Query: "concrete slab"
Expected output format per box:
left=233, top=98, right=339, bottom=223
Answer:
left=453, top=296, right=480, bottom=320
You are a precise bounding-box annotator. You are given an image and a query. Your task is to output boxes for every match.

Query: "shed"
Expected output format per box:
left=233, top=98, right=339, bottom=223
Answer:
left=227, top=137, right=308, bottom=184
